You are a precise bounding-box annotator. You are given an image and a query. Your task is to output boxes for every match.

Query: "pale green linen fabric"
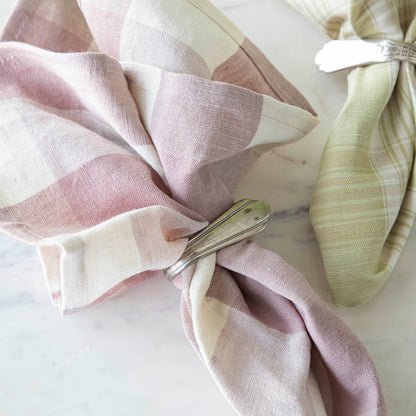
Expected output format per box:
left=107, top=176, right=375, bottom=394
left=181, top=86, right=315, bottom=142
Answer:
left=288, top=0, right=416, bottom=306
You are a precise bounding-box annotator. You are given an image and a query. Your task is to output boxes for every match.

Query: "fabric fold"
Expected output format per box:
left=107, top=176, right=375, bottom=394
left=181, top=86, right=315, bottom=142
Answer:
left=0, top=0, right=386, bottom=414
left=38, top=206, right=206, bottom=313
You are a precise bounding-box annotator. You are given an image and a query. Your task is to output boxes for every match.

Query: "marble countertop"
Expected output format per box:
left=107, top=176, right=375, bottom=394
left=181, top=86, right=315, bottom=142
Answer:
left=1, top=0, right=415, bottom=415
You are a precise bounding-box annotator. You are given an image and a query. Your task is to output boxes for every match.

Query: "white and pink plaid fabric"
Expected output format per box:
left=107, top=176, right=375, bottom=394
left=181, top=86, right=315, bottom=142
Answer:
left=0, top=1, right=386, bottom=414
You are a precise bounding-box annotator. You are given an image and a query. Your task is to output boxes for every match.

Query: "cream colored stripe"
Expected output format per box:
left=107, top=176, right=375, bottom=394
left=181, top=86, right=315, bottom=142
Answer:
left=121, top=62, right=166, bottom=182
left=122, top=62, right=162, bottom=133
left=0, top=98, right=131, bottom=207
left=0, top=106, right=56, bottom=207
left=188, top=255, right=231, bottom=362
left=121, top=0, right=243, bottom=74
left=247, top=95, right=319, bottom=150
left=38, top=206, right=203, bottom=313
left=307, top=372, right=328, bottom=416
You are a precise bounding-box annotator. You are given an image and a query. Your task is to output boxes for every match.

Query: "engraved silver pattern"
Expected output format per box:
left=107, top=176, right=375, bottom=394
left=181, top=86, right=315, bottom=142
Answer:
left=315, top=39, right=416, bottom=73
left=165, top=199, right=270, bottom=281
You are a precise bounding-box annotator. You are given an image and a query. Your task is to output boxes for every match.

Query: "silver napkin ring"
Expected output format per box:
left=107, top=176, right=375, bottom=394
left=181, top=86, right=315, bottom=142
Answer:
left=165, top=199, right=270, bottom=281
left=315, top=39, right=416, bottom=73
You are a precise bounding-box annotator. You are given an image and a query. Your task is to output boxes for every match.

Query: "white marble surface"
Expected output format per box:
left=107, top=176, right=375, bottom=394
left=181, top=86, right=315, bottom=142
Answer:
left=0, top=0, right=415, bottom=415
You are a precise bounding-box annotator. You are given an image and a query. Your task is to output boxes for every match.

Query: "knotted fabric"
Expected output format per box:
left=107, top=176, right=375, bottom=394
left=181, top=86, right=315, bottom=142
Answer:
left=0, top=0, right=386, bottom=414
left=288, top=0, right=416, bottom=306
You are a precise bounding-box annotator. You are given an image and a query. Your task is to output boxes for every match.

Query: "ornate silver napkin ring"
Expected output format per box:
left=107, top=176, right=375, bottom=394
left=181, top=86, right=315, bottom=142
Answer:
left=165, top=199, right=270, bottom=281
left=315, top=39, right=416, bottom=73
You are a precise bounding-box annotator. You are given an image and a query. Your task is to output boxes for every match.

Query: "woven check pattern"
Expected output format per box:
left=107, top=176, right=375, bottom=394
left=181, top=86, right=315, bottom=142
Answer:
left=288, top=0, right=416, bottom=306
left=0, top=1, right=386, bottom=414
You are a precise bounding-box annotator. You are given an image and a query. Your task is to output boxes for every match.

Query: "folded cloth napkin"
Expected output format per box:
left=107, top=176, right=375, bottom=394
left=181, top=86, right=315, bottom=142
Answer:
left=0, top=0, right=386, bottom=414
left=288, top=0, right=416, bottom=306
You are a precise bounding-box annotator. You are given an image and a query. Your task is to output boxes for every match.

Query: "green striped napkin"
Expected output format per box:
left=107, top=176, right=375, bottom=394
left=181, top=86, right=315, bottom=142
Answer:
left=288, top=0, right=416, bottom=306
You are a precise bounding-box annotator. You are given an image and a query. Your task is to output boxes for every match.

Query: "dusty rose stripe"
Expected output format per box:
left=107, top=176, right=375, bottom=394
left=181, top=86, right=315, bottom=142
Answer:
left=78, top=0, right=132, bottom=59
left=0, top=154, right=203, bottom=240
left=239, top=38, right=316, bottom=114
left=217, top=241, right=386, bottom=416
left=51, top=291, right=62, bottom=303
left=0, top=183, right=81, bottom=241
left=150, top=71, right=263, bottom=219
left=212, top=46, right=283, bottom=100
left=206, top=149, right=259, bottom=194
left=0, top=46, right=152, bottom=148
left=0, top=0, right=93, bottom=51
left=205, top=265, right=306, bottom=334
left=311, top=345, right=333, bottom=414
left=0, top=56, right=85, bottom=109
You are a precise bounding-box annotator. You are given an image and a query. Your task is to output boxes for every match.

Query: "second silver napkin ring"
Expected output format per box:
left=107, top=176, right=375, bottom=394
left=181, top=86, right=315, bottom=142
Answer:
left=165, top=199, right=270, bottom=281
left=315, top=39, right=416, bottom=73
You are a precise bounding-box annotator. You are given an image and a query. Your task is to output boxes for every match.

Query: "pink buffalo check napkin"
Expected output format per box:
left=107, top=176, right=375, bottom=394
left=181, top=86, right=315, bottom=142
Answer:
left=0, top=0, right=386, bottom=415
